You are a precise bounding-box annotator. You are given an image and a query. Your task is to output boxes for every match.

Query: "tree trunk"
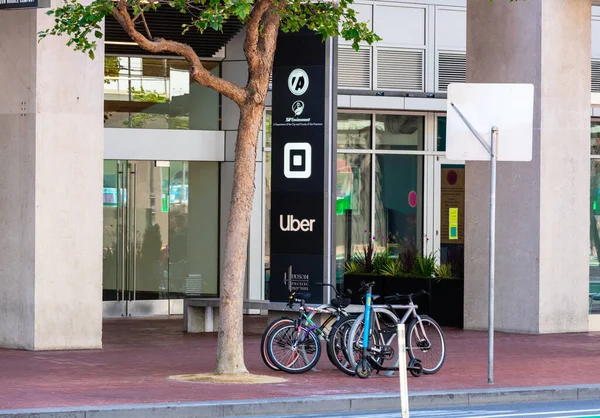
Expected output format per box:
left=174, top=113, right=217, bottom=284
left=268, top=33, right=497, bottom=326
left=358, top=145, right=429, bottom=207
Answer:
left=215, top=102, right=264, bottom=374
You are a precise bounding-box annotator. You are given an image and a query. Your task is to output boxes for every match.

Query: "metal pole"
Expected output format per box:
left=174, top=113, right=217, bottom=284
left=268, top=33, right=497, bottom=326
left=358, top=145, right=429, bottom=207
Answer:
left=488, top=127, right=498, bottom=384
left=397, top=324, right=409, bottom=418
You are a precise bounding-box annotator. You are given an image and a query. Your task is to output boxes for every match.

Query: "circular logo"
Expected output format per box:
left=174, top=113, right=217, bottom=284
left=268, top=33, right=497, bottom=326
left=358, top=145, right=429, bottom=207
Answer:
left=408, top=191, right=418, bottom=208
left=446, top=170, right=458, bottom=185
left=288, top=69, right=309, bottom=96
left=292, top=100, right=305, bottom=116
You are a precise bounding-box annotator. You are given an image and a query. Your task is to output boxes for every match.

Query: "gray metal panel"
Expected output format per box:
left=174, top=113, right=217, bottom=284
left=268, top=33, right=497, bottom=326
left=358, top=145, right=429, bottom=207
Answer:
left=127, top=300, right=170, bottom=316
left=102, top=301, right=126, bottom=318
left=104, top=129, right=225, bottom=161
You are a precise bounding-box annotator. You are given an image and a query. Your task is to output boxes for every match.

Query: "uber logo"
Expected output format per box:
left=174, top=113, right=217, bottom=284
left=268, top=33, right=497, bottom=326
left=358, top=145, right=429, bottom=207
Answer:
left=279, top=215, right=316, bottom=232
left=284, top=142, right=312, bottom=179
left=288, top=69, right=309, bottom=96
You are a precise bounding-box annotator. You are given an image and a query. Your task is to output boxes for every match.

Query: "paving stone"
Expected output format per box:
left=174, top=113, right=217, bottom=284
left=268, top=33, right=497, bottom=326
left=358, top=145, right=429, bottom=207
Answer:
left=0, top=316, right=599, bottom=411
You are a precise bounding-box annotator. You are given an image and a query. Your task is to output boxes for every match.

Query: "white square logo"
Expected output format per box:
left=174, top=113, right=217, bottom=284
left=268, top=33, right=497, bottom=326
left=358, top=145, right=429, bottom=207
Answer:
left=284, top=142, right=312, bottom=179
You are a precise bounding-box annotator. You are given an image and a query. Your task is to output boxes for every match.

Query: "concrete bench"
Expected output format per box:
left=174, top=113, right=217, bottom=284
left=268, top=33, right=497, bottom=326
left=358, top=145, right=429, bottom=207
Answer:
left=184, top=298, right=270, bottom=333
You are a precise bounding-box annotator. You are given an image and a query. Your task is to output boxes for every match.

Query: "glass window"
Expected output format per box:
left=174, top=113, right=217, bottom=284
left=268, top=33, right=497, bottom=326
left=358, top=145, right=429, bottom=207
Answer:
left=375, top=155, right=424, bottom=252
left=169, top=161, right=220, bottom=297
left=265, top=110, right=272, bottom=148
left=592, top=121, right=600, bottom=155
left=439, top=164, right=465, bottom=278
left=337, top=113, right=372, bottom=149
left=104, top=57, right=220, bottom=130
left=375, top=115, right=424, bottom=151
left=264, top=151, right=271, bottom=299
left=590, top=159, right=600, bottom=313
left=437, top=116, right=447, bottom=152
left=335, top=153, right=371, bottom=286
left=102, top=160, right=118, bottom=300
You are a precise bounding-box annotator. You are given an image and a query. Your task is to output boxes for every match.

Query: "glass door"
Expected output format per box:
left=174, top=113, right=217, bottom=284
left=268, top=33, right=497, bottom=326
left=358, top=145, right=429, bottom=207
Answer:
left=103, top=160, right=171, bottom=313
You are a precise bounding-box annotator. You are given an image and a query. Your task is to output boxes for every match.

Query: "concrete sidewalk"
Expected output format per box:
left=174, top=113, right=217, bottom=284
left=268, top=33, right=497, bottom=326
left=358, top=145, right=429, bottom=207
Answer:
left=5, top=386, right=600, bottom=418
left=1, top=316, right=600, bottom=416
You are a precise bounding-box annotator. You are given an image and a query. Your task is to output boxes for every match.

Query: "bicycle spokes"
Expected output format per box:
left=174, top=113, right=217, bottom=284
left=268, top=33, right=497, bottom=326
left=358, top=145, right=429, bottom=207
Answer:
left=269, top=325, right=319, bottom=372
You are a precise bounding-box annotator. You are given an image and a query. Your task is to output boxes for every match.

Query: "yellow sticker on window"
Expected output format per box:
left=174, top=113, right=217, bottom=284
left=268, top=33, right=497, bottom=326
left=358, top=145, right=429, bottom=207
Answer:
left=449, top=208, right=458, bottom=240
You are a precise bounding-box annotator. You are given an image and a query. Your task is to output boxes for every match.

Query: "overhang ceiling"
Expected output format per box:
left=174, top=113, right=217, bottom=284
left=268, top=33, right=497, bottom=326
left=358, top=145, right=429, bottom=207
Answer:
left=105, top=7, right=243, bottom=58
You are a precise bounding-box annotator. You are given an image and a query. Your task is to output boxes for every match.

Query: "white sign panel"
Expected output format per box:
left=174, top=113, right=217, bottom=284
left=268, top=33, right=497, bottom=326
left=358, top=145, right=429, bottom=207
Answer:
left=446, top=83, right=534, bottom=162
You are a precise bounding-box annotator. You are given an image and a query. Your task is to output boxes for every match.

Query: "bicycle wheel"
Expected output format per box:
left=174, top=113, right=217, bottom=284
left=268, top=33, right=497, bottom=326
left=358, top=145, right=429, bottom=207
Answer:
left=346, top=309, right=397, bottom=370
left=260, top=317, right=294, bottom=371
left=267, top=322, right=321, bottom=374
left=326, top=315, right=358, bottom=376
left=406, top=315, right=446, bottom=374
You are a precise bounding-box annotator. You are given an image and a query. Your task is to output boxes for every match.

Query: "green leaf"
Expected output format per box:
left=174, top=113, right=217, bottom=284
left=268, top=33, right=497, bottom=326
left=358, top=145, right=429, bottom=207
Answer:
left=94, top=30, right=102, bottom=38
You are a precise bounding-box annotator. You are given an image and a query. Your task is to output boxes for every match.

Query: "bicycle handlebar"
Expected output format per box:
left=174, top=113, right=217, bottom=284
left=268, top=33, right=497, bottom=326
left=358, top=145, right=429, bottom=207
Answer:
left=358, top=281, right=376, bottom=293
left=315, top=281, right=353, bottom=297
left=383, top=289, right=429, bottom=304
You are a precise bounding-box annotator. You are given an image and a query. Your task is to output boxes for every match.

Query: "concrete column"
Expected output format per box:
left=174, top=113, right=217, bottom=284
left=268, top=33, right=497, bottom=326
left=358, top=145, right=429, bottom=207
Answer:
left=0, top=4, right=103, bottom=349
left=464, top=0, right=590, bottom=333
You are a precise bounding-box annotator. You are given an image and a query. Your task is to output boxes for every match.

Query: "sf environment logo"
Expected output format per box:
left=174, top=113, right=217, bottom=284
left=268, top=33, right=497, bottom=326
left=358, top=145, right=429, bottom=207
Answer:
left=292, top=100, right=305, bottom=116
left=288, top=69, right=309, bottom=96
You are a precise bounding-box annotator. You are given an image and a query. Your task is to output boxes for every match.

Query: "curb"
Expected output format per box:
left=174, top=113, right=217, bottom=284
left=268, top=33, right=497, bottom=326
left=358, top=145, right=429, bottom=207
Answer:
left=3, top=385, right=600, bottom=417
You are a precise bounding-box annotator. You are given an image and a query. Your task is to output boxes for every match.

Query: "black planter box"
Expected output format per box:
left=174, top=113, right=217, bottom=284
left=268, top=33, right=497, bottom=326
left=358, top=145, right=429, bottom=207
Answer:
left=342, top=274, right=464, bottom=328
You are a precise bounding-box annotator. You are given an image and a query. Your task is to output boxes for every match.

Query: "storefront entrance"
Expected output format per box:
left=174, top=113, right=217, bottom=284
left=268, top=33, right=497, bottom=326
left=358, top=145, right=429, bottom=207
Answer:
left=102, top=160, right=220, bottom=316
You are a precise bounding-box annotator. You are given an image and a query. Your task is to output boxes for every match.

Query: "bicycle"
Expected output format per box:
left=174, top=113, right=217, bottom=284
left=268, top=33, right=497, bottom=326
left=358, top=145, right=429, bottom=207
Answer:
left=261, top=283, right=357, bottom=374
left=327, top=292, right=401, bottom=376
left=346, top=281, right=446, bottom=379
left=264, top=285, right=357, bottom=374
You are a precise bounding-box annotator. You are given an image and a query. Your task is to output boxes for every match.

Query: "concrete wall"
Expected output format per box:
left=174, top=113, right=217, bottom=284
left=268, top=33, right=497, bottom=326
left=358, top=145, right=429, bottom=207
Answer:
left=465, top=0, right=590, bottom=333
left=0, top=2, right=103, bottom=349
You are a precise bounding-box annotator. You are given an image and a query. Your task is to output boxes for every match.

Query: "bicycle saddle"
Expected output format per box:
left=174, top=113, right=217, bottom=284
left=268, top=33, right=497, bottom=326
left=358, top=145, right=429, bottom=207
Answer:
left=295, top=292, right=311, bottom=301
left=330, top=297, right=351, bottom=308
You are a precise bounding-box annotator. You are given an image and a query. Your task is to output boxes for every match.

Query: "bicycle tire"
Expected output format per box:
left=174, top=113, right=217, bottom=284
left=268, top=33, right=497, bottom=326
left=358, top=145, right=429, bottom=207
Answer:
left=267, top=322, right=321, bottom=374
left=260, top=316, right=294, bottom=371
left=345, top=308, right=398, bottom=370
left=326, top=314, right=358, bottom=376
left=406, top=315, right=446, bottom=374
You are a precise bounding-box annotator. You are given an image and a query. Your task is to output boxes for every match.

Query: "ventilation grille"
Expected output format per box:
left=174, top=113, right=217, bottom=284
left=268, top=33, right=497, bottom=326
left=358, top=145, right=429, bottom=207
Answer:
left=438, top=52, right=466, bottom=92
left=376, top=49, right=423, bottom=91
left=338, top=46, right=371, bottom=89
left=593, top=60, right=600, bottom=93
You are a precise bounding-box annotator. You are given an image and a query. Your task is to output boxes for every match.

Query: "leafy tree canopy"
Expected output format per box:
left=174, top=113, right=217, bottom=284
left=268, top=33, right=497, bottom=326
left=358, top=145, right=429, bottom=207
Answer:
left=39, top=0, right=381, bottom=61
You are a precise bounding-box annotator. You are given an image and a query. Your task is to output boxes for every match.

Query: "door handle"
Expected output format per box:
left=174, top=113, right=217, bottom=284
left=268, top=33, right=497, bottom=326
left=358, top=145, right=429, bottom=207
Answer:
left=130, top=164, right=137, bottom=301
left=118, top=167, right=126, bottom=302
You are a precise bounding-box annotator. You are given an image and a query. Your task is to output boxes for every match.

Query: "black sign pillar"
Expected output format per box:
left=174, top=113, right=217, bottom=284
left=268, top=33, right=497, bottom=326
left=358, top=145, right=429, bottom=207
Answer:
left=269, top=29, right=337, bottom=305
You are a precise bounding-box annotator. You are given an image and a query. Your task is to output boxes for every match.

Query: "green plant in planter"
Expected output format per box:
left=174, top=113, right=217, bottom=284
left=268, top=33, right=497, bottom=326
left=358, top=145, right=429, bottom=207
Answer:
left=434, top=263, right=454, bottom=279
left=398, top=237, right=418, bottom=274
left=380, top=257, right=404, bottom=276
left=412, top=253, right=437, bottom=278
left=344, top=259, right=363, bottom=274
left=372, top=251, right=390, bottom=274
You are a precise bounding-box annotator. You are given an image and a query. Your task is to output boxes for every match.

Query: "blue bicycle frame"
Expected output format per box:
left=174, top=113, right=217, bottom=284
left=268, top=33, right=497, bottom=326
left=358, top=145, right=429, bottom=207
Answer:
left=361, top=285, right=373, bottom=357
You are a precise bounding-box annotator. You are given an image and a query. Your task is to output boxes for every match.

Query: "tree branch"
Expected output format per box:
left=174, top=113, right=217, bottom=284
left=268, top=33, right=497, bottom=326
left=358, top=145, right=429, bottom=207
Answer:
left=244, top=0, right=271, bottom=74
left=112, top=1, right=247, bottom=106
left=140, top=11, right=153, bottom=39
left=132, top=4, right=150, bottom=23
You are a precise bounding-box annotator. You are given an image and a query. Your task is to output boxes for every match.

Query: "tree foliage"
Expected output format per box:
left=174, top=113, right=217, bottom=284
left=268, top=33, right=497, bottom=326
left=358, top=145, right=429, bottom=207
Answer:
left=39, top=0, right=380, bottom=60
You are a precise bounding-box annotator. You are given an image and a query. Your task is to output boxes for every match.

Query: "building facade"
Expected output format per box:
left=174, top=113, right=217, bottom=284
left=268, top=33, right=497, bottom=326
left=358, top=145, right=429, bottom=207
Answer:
left=1, top=0, right=599, bottom=350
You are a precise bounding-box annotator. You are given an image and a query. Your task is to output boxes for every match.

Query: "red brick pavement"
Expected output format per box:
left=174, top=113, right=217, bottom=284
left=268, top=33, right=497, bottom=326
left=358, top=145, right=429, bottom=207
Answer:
left=1, top=315, right=600, bottom=410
